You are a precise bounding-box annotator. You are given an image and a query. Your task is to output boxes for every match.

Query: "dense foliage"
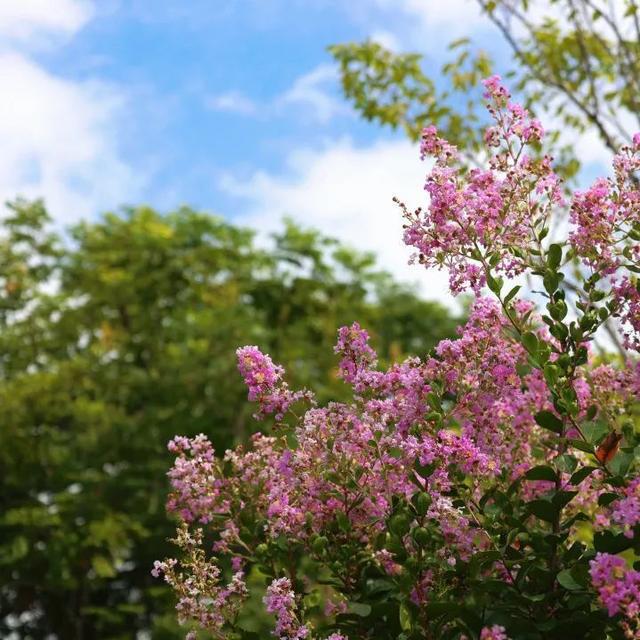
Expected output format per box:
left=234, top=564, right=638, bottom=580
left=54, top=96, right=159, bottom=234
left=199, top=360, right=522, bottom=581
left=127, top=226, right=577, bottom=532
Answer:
left=0, top=202, right=457, bottom=639
left=156, top=79, right=640, bottom=639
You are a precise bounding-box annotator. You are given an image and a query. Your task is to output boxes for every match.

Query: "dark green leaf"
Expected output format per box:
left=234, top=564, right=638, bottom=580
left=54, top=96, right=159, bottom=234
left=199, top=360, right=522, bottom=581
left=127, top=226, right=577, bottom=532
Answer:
left=547, top=243, right=563, bottom=269
left=527, top=499, right=557, bottom=523
left=569, top=466, right=597, bottom=485
left=556, top=569, right=583, bottom=591
left=521, top=331, right=539, bottom=355
left=524, top=465, right=558, bottom=482
left=534, top=410, right=563, bottom=434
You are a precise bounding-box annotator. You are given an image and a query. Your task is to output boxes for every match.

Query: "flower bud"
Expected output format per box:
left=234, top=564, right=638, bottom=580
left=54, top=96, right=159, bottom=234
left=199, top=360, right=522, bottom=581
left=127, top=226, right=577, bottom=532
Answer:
left=413, top=492, right=432, bottom=516
left=412, top=526, right=430, bottom=547
left=390, top=514, right=411, bottom=536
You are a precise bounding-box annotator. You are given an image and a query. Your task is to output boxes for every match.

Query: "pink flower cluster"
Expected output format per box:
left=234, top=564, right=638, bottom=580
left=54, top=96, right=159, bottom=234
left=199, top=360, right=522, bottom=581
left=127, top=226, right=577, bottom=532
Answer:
left=410, top=73, right=640, bottom=316
left=263, top=578, right=348, bottom=640
left=611, top=477, right=640, bottom=539
left=480, top=625, right=510, bottom=640
left=166, top=434, right=225, bottom=524
left=429, top=298, right=548, bottom=474
left=570, top=178, right=619, bottom=272
left=483, top=75, right=544, bottom=144
left=568, top=136, right=640, bottom=349
left=405, top=76, right=562, bottom=295
left=156, top=76, right=640, bottom=640
left=590, top=553, right=640, bottom=636
left=612, top=278, right=640, bottom=351
left=160, top=301, right=639, bottom=636
left=462, top=625, right=510, bottom=640
left=152, top=525, right=248, bottom=635
left=334, top=321, right=377, bottom=390
left=570, top=163, right=640, bottom=271
left=236, top=345, right=312, bottom=420
left=264, top=577, right=310, bottom=640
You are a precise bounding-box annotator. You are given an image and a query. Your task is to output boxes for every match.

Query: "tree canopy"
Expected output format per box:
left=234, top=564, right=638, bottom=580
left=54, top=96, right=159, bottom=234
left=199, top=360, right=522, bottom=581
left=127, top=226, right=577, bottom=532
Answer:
left=0, top=200, right=458, bottom=639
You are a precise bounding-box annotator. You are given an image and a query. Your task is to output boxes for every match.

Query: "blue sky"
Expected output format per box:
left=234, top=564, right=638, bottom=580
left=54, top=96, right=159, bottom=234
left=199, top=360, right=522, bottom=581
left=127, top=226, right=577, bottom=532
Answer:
left=0, top=0, right=616, bottom=303
left=43, top=3, right=371, bottom=207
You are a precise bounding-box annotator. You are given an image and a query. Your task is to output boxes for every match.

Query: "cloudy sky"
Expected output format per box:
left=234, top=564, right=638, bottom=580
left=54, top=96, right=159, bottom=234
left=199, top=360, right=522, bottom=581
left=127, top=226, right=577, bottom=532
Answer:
left=0, top=0, right=613, bottom=304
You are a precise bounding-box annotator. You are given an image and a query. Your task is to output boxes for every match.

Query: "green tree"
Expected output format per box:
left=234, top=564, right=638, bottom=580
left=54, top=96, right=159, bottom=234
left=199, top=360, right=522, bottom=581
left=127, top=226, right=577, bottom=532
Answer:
left=0, top=200, right=458, bottom=639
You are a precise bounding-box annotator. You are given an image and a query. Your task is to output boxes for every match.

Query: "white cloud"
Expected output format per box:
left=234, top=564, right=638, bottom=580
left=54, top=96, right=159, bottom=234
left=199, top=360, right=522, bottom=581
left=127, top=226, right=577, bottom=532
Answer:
left=0, top=0, right=141, bottom=224
left=343, top=0, right=488, bottom=49
left=0, top=53, right=140, bottom=223
left=220, top=136, right=454, bottom=307
left=207, top=90, right=258, bottom=116
left=276, top=64, right=347, bottom=123
left=389, top=0, right=485, bottom=35
left=0, top=0, right=93, bottom=44
left=369, top=29, right=401, bottom=51
left=207, top=64, right=348, bottom=124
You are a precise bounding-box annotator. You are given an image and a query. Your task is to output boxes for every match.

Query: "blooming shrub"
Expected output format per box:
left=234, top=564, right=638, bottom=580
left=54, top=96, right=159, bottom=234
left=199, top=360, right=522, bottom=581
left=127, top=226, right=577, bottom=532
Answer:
left=155, top=77, right=640, bottom=639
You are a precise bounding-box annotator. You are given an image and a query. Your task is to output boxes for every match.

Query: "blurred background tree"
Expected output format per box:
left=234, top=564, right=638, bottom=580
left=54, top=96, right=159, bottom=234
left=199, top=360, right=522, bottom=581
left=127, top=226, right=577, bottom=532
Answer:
left=0, top=200, right=458, bottom=639
left=330, top=0, right=640, bottom=182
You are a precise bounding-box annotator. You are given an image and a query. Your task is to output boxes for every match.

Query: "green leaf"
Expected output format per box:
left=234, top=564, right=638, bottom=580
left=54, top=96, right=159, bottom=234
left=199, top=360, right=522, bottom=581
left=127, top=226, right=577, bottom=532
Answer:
left=556, top=454, right=578, bottom=474
left=527, top=499, right=557, bottom=523
left=597, top=492, right=619, bottom=507
left=556, top=569, right=583, bottom=591
left=504, top=284, right=521, bottom=304
left=547, top=243, right=563, bottom=269
left=594, top=531, right=634, bottom=554
left=399, top=602, right=412, bottom=631
left=486, top=273, right=503, bottom=295
left=304, top=590, right=322, bottom=608
left=469, top=550, right=502, bottom=577
left=569, top=466, right=597, bottom=485
left=534, top=410, right=563, bottom=434
left=364, top=578, right=395, bottom=596
left=425, top=601, right=471, bottom=619
left=552, top=490, right=578, bottom=510
left=543, top=272, right=561, bottom=294
left=336, top=511, right=351, bottom=532
left=609, top=451, right=633, bottom=476
left=0, top=536, right=28, bottom=564
left=582, top=421, right=609, bottom=444
left=524, top=465, right=557, bottom=482
left=543, top=363, right=560, bottom=386
left=91, top=555, right=116, bottom=578
left=349, top=602, right=372, bottom=617
left=567, top=438, right=594, bottom=454
left=414, top=460, right=437, bottom=479
left=521, top=331, right=539, bottom=355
